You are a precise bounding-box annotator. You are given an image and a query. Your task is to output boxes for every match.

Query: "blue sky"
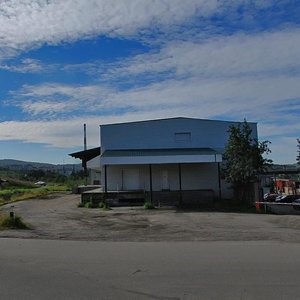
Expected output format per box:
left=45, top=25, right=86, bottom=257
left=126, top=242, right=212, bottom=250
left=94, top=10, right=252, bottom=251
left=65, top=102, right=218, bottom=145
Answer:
left=0, top=0, right=299, bottom=164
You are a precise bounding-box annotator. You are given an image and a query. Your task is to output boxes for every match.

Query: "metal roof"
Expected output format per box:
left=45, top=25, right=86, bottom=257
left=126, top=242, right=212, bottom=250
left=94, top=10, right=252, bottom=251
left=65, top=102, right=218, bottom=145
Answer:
left=100, top=117, right=257, bottom=127
left=69, top=147, right=101, bottom=161
left=101, top=148, right=220, bottom=157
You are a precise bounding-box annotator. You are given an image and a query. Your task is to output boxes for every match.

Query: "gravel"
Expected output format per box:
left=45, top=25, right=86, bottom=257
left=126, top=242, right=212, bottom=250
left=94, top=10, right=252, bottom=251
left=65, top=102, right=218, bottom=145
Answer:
left=1, top=193, right=300, bottom=242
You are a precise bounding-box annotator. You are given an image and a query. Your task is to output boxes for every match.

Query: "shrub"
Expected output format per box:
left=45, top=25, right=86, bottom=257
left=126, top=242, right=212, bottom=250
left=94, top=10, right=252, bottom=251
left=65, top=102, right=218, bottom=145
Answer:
left=1, top=193, right=12, bottom=202
left=144, top=202, right=155, bottom=209
left=84, top=202, right=93, bottom=208
left=77, top=202, right=85, bottom=208
left=83, top=202, right=100, bottom=209
left=99, top=201, right=111, bottom=210
left=0, top=214, right=30, bottom=229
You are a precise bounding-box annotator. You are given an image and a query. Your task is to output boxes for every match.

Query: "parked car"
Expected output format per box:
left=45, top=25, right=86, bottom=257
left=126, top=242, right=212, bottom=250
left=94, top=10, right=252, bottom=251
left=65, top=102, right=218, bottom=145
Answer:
left=34, top=181, right=46, bottom=186
left=293, top=199, right=300, bottom=204
left=275, top=194, right=300, bottom=203
left=263, top=193, right=279, bottom=202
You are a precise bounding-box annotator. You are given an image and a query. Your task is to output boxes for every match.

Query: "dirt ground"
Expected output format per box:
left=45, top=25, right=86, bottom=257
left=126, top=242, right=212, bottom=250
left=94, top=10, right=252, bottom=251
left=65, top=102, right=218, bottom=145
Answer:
left=1, top=193, right=300, bottom=242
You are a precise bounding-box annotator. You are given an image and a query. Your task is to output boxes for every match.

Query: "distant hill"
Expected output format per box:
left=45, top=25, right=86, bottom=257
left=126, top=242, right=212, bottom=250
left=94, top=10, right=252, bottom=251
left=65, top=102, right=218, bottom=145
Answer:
left=0, top=159, right=81, bottom=175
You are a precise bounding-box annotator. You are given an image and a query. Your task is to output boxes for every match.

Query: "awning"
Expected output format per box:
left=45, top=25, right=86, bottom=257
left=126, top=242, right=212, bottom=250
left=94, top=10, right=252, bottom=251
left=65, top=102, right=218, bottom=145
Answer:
left=69, top=147, right=101, bottom=161
left=69, top=147, right=101, bottom=169
left=100, top=148, right=222, bottom=165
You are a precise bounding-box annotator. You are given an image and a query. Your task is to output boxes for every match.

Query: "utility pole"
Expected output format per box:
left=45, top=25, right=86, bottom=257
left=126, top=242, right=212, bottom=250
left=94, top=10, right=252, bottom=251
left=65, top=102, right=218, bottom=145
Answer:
left=83, top=124, right=88, bottom=185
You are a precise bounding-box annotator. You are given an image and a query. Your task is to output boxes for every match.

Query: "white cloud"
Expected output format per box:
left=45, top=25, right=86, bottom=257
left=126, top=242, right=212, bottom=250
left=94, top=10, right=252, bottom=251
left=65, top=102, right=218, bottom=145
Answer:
left=8, top=83, right=115, bottom=115
left=266, top=136, right=299, bottom=165
left=96, top=28, right=300, bottom=81
left=0, top=58, right=45, bottom=73
left=21, top=101, right=73, bottom=116
left=258, top=121, right=300, bottom=139
left=0, top=119, right=87, bottom=148
left=3, top=27, right=300, bottom=77
left=9, top=74, right=300, bottom=119
left=0, top=0, right=289, bottom=62
left=0, top=2, right=299, bottom=164
left=0, top=0, right=219, bottom=61
left=3, top=27, right=300, bottom=163
left=10, top=27, right=297, bottom=113
left=4, top=75, right=300, bottom=129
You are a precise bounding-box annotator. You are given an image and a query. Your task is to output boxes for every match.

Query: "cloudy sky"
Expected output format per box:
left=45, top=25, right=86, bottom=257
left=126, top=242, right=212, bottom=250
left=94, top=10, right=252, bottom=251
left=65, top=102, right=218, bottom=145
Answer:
left=0, top=0, right=299, bottom=164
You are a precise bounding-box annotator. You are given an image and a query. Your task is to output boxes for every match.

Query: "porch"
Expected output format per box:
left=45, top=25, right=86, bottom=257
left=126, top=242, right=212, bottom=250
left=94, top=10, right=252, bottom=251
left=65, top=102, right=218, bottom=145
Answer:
left=91, top=147, right=224, bottom=206
left=81, top=188, right=215, bottom=207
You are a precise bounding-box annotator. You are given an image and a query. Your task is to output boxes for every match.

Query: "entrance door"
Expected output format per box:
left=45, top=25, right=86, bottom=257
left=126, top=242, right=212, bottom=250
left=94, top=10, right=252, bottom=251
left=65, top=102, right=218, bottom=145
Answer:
left=161, top=170, right=169, bottom=190
left=123, top=169, right=140, bottom=190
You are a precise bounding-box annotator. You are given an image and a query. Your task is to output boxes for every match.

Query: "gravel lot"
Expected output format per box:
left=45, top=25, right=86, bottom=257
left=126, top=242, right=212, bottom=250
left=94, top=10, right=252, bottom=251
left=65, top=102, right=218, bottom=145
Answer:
left=1, top=193, right=300, bottom=242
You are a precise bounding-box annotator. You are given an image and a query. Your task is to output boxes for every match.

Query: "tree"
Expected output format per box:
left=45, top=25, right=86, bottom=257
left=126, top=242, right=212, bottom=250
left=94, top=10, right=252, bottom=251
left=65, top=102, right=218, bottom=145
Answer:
left=297, top=139, right=300, bottom=166
left=222, top=120, right=272, bottom=202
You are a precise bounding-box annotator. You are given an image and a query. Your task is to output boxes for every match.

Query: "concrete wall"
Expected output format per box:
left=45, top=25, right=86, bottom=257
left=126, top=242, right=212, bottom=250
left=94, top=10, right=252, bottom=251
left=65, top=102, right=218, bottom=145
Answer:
left=87, top=155, right=101, bottom=169
left=89, top=169, right=101, bottom=185
left=86, top=156, right=101, bottom=185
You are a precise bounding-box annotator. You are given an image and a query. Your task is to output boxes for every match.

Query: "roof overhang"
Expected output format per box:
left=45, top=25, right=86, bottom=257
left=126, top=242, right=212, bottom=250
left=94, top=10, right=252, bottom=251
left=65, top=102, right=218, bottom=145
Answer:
left=69, top=147, right=101, bottom=161
left=69, top=147, right=101, bottom=169
left=100, top=148, right=222, bottom=165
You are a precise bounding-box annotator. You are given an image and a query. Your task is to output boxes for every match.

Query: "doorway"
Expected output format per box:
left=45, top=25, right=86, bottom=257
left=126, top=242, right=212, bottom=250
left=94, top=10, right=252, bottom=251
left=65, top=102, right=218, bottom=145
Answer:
left=123, top=169, right=140, bottom=190
left=161, top=170, right=169, bottom=190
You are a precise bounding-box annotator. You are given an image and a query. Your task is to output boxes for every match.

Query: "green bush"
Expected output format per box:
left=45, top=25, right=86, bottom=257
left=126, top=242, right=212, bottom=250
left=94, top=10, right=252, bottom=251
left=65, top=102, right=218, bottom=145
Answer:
left=77, top=202, right=85, bottom=208
left=0, top=214, right=30, bottom=229
left=83, top=202, right=99, bottom=209
left=144, top=202, right=155, bottom=209
left=84, top=202, right=93, bottom=208
left=99, top=201, right=111, bottom=210
left=1, top=194, right=12, bottom=202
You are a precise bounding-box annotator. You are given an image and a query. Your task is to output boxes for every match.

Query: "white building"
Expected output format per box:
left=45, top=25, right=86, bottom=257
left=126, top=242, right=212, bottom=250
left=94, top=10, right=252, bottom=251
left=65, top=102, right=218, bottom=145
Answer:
left=99, top=117, right=257, bottom=204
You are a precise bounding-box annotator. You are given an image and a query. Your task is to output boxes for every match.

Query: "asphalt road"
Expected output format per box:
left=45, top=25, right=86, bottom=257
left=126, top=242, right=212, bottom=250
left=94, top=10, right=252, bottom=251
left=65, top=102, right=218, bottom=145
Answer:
left=1, top=239, right=300, bottom=299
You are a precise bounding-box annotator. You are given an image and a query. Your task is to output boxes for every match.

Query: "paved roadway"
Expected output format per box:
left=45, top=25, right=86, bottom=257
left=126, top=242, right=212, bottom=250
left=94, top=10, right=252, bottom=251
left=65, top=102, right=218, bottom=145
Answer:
left=1, top=239, right=300, bottom=299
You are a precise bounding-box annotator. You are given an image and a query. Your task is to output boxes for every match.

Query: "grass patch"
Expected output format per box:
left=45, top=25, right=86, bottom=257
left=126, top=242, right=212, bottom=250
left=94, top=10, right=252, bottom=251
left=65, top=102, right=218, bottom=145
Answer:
left=0, top=214, right=30, bottom=230
left=0, top=185, right=71, bottom=205
left=81, top=201, right=111, bottom=210
left=0, top=177, right=36, bottom=188
left=44, top=185, right=71, bottom=192
left=84, top=202, right=94, bottom=208
left=99, top=201, right=111, bottom=210
left=144, top=202, right=155, bottom=209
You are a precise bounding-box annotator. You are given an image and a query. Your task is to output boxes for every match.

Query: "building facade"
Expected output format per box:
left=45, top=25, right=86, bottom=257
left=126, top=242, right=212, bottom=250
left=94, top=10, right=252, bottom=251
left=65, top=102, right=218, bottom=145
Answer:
left=99, top=117, right=257, bottom=203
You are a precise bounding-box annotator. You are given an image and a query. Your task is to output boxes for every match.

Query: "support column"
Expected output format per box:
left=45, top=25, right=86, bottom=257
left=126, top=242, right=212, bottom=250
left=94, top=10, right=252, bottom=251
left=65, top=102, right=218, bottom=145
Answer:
left=149, top=164, right=153, bottom=203
left=104, top=165, right=108, bottom=193
left=217, top=163, right=222, bottom=201
left=178, top=163, right=182, bottom=205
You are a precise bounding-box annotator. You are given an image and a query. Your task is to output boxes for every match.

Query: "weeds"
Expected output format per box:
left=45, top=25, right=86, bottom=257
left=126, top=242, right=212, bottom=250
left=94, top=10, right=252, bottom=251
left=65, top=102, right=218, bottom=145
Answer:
left=0, top=214, right=30, bottom=230
left=99, top=201, right=111, bottom=210
left=81, top=201, right=111, bottom=210
left=144, top=202, right=155, bottom=209
left=0, top=185, right=71, bottom=205
left=84, top=202, right=99, bottom=209
left=84, top=202, right=93, bottom=208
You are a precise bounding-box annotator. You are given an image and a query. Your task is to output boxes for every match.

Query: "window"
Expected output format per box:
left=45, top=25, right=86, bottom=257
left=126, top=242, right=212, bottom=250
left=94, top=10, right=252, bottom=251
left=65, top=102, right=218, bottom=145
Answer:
left=175, top=132, right=191, bottom=142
